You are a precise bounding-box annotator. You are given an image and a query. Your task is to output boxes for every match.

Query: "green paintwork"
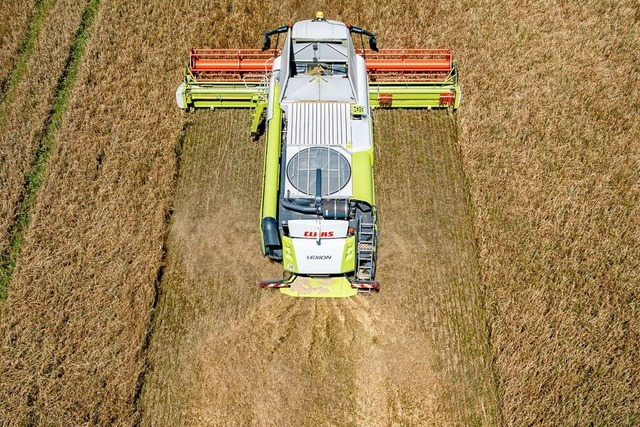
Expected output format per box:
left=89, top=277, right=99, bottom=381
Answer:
left=351, top=104, right=365, bottom=118
left=454, top=84, right=462, bottom=109
left=281, top=236, right=298, bottom=272
left=181, top=79, right=460, bottom=111
left=261, top=84, right=281, bottom=219
left=183, top=84, right=263, bottom=109
left=179, top=70, right=267, bottom=110
left=368, top=60, right=461, bottom=109
left=351, top=150, right=375, bottom=205
left=250, top=101, right=267, bottom=135
left=341, top=236, right=356, bottom=273
left=369, top=83, right=459, bottom=109
left=259, top=84, right=282, bottom=254
left=179, top=62, right=461, bottom=112
left=280, top=276, right=358, bottom=298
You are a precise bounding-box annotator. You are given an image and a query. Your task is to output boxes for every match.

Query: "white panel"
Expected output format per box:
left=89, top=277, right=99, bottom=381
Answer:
left=292, top=20, right=349, bottom=41
left=292, top=237, right=346, bottom=274
left=277, top=29, right=293, bottom=101
left=288, top=219, right=349, bottom=238
left=288, top=102, right=351, bottom=146
left=175, top=83, right=185, bottom=109
left=282, top=78, right=354, bottom=102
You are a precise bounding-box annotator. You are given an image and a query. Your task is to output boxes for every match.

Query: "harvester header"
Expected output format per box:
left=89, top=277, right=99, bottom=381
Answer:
left=176, top=14, right=461, bottom=297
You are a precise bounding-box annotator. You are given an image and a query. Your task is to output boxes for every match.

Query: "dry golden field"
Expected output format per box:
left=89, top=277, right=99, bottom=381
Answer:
left=0, top=0, right=638, bottom=426
left=453, top=2, right=639, bottom=424
left=0, top=0, right=186, bottom=423
left=0, top=0, right=38, bottom=94
left=0, top=0, right=89, bottom=291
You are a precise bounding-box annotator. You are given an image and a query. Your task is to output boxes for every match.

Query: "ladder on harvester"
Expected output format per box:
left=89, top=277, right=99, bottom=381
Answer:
left=356, top=222, right=376, bottom=281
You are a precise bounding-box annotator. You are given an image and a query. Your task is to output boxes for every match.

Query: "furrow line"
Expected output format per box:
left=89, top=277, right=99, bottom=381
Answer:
left=0, top=0, right=100, bottom=300
left=132, top=121, right=189, bottom=425
left=0, top=0, right=53, bottom=127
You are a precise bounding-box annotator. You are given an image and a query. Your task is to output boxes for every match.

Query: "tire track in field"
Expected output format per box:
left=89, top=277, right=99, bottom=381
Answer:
left=0, top=0, right=38, bottom=95
left=132, top=122, right=189, bottom=424
left=0, top=0, right=99, bottom=298
left=141, top=109, right=496, bottom=425
left=0, top=0, right=49, bottom=121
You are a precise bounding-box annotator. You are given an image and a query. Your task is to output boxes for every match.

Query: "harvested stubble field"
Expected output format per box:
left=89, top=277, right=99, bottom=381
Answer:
left=138, top=110, right=497, bottom=425
left=0, top=0, right=638, bottom=426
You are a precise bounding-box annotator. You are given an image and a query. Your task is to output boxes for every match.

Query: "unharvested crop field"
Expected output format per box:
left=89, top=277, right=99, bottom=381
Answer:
left=0, top=0, right=638, bottom=426
left=0, top=0, right=90, bottom=294
left=0, top=0, right=38, bottom=93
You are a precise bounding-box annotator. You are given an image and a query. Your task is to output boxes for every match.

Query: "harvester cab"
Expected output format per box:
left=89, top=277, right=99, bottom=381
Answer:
left=176, top=13, right=461, bottom=297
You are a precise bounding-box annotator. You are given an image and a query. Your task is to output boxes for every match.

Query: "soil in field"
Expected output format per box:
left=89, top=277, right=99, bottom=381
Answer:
left=140, top=110, right=498, bottom=426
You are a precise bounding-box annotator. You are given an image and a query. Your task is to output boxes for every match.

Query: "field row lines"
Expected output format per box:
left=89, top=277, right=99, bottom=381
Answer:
left=0, top=0, right=51, bottom=127
left=131, top=122, right=189, bottom=425
left=0, top=0, right=101, bottom=299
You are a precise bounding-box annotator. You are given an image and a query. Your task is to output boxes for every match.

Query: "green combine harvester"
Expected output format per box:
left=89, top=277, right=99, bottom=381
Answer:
left=176, top=12, right=461, bottom=297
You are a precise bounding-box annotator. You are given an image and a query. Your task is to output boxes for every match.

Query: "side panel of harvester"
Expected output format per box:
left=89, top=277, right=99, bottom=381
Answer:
left=351, top=53, right=376, bottom=207
left=260, top=32, right=291, bottom=261
left=260, top=83, right=282, bottom=259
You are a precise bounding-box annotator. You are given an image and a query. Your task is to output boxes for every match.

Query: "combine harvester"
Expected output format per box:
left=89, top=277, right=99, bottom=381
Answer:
left=176, top=13, right=461, bottom=297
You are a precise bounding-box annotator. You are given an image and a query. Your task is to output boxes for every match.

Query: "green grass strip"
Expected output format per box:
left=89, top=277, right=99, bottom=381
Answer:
left=0, top=0, right=54, bottom=128
left=0, top=0, right=101, bottom=300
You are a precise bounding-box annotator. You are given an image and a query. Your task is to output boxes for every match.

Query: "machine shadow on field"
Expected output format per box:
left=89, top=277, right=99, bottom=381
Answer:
left=139, top=110, right=499, bottom=426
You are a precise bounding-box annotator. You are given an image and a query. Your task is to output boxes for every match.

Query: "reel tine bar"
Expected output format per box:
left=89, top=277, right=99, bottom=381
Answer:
left=365, top=49, right=453, bottom=82
left=188, top=48, right=455, bottom=83
left=189, top=48, right=280, bottom=81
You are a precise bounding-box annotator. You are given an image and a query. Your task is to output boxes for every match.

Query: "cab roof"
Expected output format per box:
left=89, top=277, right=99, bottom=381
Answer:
left=291, top=19, right=349, bottom=42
